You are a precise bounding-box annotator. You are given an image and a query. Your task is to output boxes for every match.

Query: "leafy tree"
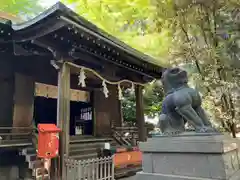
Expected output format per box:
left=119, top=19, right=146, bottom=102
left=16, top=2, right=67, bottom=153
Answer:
left=62, top=0, right=167, bottom=123
left=0, top=0, right=44, bottom=22
left=8, top=0, right=240, bottom=135
left=67, top=0, right=240, bottom=136
left=122, top=89, right=136, bottom=123
left=143, top=81, right=164, bottom=117
left=151, top=0, right=240, bottom=136
left=62, top=0, right=240, bottom=132
left=62, top=0, right=172, bottom=66
left=122, top=82, right=164, bottom=122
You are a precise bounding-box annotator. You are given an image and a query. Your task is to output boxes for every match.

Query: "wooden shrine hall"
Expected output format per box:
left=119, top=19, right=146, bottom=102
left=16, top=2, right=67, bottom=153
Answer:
left=0, top=2, right=163, bottom=179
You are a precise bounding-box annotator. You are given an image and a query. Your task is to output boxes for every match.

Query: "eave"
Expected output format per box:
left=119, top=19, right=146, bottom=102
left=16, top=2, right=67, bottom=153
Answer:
left=0, top=2, right=163, bottom=82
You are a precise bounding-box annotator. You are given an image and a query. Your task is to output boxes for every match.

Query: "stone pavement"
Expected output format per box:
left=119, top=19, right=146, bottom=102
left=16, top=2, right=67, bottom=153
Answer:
left=119, top=175, right=136, bottom=180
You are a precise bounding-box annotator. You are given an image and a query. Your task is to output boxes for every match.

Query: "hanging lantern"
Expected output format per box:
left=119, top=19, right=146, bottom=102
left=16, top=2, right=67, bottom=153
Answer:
left=118, top=84, right=123, bottom=100
left=102, top=80, right=109, bottom=98
left=78, top=68, right=86, bottom=87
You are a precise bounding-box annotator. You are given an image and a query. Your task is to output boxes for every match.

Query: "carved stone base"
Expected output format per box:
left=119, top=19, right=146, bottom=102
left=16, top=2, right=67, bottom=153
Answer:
left=136, top=134, right=240, bottom=180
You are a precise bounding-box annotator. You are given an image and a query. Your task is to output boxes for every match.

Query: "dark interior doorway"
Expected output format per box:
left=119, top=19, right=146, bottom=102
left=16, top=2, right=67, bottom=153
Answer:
left=33, top=96, right=93, bottom=136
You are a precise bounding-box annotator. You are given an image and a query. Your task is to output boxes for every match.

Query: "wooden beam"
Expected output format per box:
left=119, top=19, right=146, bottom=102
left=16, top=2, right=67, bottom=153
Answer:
left=56, top=62, right=70, bottom=179
left=135, top=85, right=146, bottom=142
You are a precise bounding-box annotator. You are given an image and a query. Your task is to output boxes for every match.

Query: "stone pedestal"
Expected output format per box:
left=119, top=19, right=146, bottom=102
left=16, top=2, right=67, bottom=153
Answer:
left=136, top=134, right=240, bottom=180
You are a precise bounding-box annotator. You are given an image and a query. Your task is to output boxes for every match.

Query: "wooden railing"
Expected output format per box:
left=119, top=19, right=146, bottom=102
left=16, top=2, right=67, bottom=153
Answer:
left=112, top=127, right=138, bottom=146
left=0, top=126, right=35, bottom=148
left=0, top=126, right=33, bottom=139
left=65, top=156, right=114, bottom=180
left=32, top=127, right=39, bottom=149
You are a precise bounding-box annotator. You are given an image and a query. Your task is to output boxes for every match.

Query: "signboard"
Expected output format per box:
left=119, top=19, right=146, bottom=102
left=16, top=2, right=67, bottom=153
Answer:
left=75, top=107, right=93, bottom=135
left=35, top=82, right=90, bottom=102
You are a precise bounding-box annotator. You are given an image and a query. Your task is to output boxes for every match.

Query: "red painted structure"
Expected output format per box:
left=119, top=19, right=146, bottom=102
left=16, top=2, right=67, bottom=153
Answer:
left=37, top=124, right=61, bottom=159
left=111, top=147, right=142, bottom=167
left=114, top=151, right=142, bottom=167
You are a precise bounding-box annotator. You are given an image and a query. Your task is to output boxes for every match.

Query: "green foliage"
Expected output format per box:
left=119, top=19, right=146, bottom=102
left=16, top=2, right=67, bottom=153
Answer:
left=0, top=0, right=44, bottom=22
left=122, top=90, right=136, bottom=123
left=143, top=81, right=164, bottom=117
left=122, top=83, right=164, bottom=122
left=61, top=0, right=240, bottom=127
left=3, top=0, right=240, bottom=132
left=97, top=0, right=240, bottom=130
left=62, top=0, right=168, bottom=122
left=152, top=0, right=240, bottom=135
left=61, top=0, right=172, bottom=66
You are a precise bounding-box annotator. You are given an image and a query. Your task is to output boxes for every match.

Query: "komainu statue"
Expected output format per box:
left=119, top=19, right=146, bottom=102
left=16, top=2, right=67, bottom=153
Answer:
left=158, top=67, right=216, bottom=135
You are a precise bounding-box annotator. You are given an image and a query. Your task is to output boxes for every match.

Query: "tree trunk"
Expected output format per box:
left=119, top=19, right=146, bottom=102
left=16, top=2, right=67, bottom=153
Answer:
left=230, top=122, right=237, bottom=138
left=227, top=121, right=237, bottom=138
left=135, top=85, right=146, bottom=142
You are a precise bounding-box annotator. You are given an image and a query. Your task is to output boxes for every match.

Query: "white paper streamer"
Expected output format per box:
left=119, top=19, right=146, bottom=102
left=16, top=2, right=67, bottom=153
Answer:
left=102, top=80, right=109, bottom=98
left=118, top=84, right=123, bottom=100
left=78, top=68, right=86, bottom=87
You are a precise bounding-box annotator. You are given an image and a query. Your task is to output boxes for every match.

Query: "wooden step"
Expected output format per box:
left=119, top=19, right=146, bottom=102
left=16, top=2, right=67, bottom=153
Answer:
left=22, top=147, right=36, bottom=156
left=70, top=135, right=96, bottom=140
left=69, top=142, right=105, bottom=150
left=69, top=147, right=99, bottom=156
left=19, top=148, right=49, bottom=180
left=110, top=141, right=119, bottom=147
left=34, top=168, right=50, bottom=179
left=70, top=152, right=98, bottom=160
left=0, top=139, right=32, bottom=148
left=26, top=154, right=37, bottom=162
left=70, top=137, right=112, bottom=144
left=29, top=159, right=43, bottom=169
left=0, top=133, right=31, bottom=141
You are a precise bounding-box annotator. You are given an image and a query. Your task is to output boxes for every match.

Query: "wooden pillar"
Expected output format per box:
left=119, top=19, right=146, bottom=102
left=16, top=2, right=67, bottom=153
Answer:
left=119, top=100, right=123, bottom=127
left=57, top=63, right=70, bottom=179
left=12, top=73, right=35, bottom=129
left=135, top=85, right=146, bottom=142
left=109, top=85, right=123, bottom=127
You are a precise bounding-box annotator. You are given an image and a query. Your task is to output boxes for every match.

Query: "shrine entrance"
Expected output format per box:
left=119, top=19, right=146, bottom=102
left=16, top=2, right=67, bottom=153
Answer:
left=0, top=3, right=164, bottom=179
left=73, top=102, right=93, bottom=136
left=33, top=83, right=93, bottom=136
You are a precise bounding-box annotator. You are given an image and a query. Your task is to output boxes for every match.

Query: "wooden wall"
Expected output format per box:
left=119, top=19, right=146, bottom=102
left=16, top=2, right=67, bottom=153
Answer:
left=0, top=57, right=14, bottom=127
left=93, top=85, right=122, bottom=137
left=0, top=54, right=122, bottom=137
left=0, top=56, right=35, bottom=128
left=12, top=73, right=35, bottom=127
